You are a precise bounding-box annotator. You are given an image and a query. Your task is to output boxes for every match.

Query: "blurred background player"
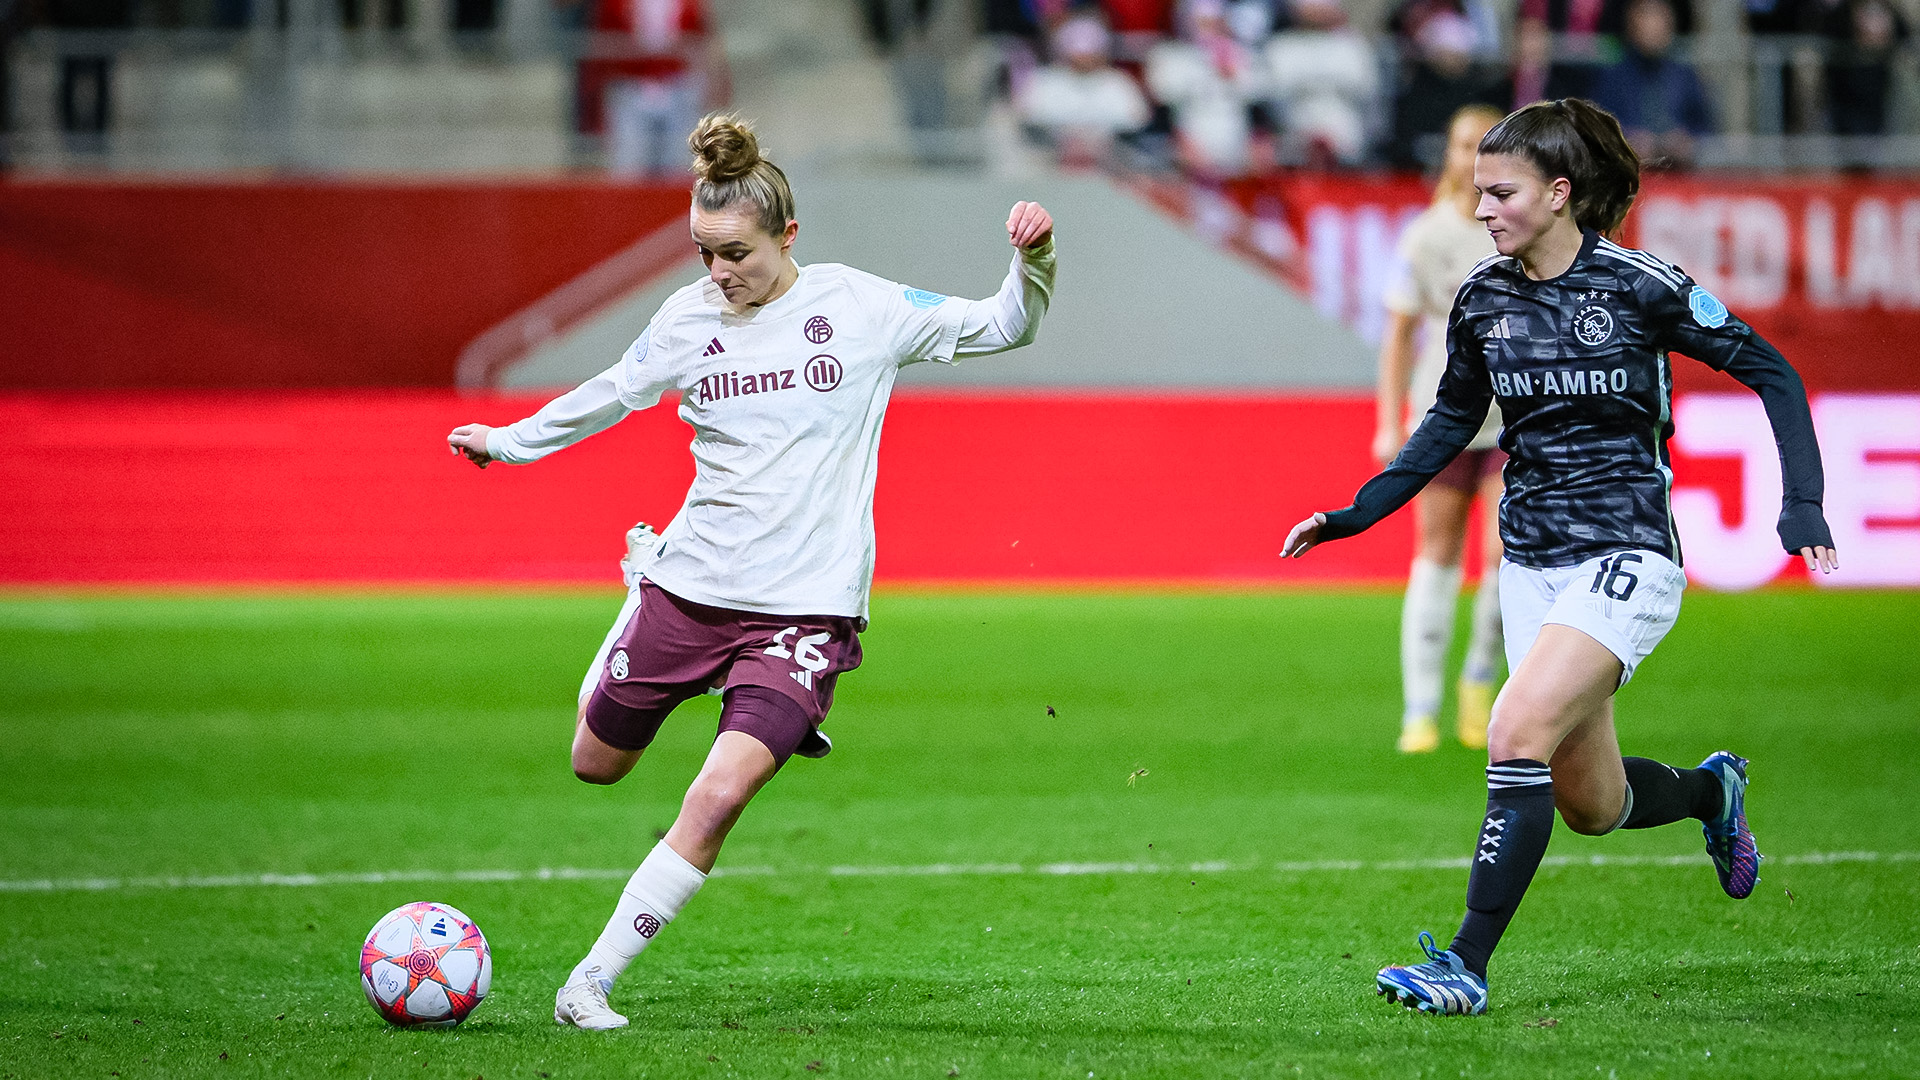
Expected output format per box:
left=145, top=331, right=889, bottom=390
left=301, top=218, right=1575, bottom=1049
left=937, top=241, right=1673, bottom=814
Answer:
left=447, top=114, right=1056, bottom=1031
left=580, top=0, right=730, bottom=177
left=1376, top=103, right=1506, bottom=755
left=1285, top=98, right=1836, bottom=1015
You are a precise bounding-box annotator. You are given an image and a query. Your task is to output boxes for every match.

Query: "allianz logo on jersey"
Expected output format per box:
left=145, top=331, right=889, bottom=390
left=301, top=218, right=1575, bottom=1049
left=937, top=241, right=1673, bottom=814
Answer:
left=1493, top=367, right=1631, bottom=397
left=694, top=354, right=843, bottom=404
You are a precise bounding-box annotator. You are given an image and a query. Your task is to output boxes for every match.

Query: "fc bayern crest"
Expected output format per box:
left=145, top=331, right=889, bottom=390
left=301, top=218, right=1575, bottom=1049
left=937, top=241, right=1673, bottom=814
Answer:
left=1574, top=304, right=1615, bottom=347
left=803, top=315, right=832, bottom=344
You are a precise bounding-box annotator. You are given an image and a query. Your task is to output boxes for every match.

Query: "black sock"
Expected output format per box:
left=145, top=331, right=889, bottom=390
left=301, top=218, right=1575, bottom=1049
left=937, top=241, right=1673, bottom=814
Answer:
left=1621, top=757, right=1723, bottom=829
left=1448, top=759, right=1554, bottom=979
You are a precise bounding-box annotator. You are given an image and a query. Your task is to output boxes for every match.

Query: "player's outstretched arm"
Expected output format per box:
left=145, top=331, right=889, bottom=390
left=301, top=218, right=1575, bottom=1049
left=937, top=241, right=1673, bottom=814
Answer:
left=1285, top=314, right=1492, bottom=558
left=1720, top=333, right=1839, bottom=574
left=445, top=361, right=635, bottom=471
left=950, top=202, right=1058, bottom=359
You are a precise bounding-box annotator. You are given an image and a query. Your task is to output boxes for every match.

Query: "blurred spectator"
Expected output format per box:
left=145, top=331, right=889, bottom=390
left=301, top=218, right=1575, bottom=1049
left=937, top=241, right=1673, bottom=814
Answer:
left=1824, top=0, right=1908, bottom=136
left=1102, top=0, right=1177, bottom=61
left=1587, top=0, right=1712, bottom=164
left=1744, top=0, right=1828, bottom=132
left=1389, top=0, right=1505, bottom=60
left=580, top=0, right=728, bottom=177
left=1506, top=14, right=1589, bottom=106
left=1264, top=0, right=1379, bottom=166
left=1145, top=0, right=1271, bottom=175
left=1018, top=12, right=1153, bottom=163
left=1516, top=0, right=1693, bottom=37
left=1222, top=0, right=1278, bottom=42
left=1390, top=11, right=1504, bottom=168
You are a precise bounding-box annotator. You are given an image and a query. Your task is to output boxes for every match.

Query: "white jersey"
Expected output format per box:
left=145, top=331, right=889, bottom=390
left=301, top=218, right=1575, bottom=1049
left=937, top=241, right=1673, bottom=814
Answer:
left=1383, top=203, right=1500, bottom=451
left=486, top=241, right=1056, bottom=618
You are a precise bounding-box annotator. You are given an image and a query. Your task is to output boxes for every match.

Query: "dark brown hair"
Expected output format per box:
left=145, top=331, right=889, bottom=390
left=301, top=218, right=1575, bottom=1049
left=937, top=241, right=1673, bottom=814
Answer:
left=689, top=113, right=796, bottom=236
left=1478, top=99, right=1640, bottom=234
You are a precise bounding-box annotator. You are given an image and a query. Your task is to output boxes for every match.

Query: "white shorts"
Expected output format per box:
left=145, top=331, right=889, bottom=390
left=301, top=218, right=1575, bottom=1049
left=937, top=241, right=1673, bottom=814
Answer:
left=1499, top=550, right=1686, bottom=688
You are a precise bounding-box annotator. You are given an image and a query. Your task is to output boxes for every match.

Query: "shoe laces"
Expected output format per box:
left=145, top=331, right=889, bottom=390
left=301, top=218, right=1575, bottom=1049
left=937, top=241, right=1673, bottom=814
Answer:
left=1417, top=931, right=1449, bottom=965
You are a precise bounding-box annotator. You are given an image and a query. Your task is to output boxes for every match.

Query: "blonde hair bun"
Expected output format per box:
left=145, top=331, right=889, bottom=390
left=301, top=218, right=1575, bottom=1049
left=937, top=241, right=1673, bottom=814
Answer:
left=689, top=114, right=763, bottom=185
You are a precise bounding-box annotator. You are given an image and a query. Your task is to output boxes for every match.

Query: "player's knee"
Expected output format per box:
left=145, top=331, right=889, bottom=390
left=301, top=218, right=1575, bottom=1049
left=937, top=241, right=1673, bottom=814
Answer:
left=570, top=740, right=636, bottom=785
left=1560, top=805, right=1615, bottom=836
left=1419, top=533, right=1466, bottom=568
left=572, top=757, right=626, bottom=785
left=682, top=776, right=743, bottom=818
left=1487, top=689, right=1552, bottom=758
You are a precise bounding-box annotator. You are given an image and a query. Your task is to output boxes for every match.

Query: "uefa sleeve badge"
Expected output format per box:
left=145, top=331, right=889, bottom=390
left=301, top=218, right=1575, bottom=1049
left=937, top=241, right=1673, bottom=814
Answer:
left=1688, top=286, right=1729, bottom=328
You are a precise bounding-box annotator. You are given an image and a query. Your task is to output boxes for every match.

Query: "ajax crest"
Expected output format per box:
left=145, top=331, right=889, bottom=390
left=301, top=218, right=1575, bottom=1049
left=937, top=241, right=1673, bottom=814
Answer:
left=1574, top=305, right=1615, bottom=347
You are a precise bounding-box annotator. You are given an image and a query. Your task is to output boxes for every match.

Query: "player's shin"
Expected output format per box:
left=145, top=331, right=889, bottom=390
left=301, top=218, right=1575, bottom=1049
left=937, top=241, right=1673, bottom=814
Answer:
left=568, top=840, right=708, bottom=991
left=1448, top=760, right=1554, bottom=979
left=1618, top=756, right=1724, bottom=828
left=1401, top=558, right=1462, bottom=738
left=1464, top=575, right=1503, bottom=684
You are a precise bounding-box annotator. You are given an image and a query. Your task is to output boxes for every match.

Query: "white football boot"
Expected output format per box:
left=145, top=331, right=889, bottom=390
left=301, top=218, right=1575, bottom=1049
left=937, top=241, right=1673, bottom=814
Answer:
left=554, top=978, right=629, bottom=1030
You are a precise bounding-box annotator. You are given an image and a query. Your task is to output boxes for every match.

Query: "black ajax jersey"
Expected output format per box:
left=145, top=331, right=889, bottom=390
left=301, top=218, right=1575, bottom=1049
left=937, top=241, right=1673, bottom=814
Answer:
left=1350, top=230, right=1753, bottom=569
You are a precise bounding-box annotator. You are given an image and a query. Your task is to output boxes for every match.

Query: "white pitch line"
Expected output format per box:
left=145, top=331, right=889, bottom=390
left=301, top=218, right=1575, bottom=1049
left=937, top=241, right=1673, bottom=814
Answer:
left=1, top=850, right=1912, bottom=896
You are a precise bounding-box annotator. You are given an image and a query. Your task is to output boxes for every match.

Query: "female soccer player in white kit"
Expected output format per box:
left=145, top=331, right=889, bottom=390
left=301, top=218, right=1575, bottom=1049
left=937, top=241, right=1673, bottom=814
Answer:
left=1284, top=99, right=1836, bottom=1015
left=446, top=114, right=1057, bottom=1030
left=1376, top=104, right=1506, bottom=754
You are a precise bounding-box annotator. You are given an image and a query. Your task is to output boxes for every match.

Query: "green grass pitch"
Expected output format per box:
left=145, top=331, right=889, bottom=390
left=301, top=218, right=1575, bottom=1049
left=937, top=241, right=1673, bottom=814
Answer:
left=2, top=587, right=1916, bottom=1078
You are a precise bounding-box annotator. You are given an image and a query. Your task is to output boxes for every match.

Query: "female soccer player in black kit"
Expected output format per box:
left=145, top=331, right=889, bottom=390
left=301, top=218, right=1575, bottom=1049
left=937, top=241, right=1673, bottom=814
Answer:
left=1283, top=99, right=1838, bottom=1016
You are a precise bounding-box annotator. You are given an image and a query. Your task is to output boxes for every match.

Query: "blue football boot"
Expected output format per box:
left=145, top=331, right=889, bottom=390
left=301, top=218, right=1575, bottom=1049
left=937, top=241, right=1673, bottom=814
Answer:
left=1699, top=751, right=1761, bottom=899
left=1376, top=932, right=1488, bottom=1016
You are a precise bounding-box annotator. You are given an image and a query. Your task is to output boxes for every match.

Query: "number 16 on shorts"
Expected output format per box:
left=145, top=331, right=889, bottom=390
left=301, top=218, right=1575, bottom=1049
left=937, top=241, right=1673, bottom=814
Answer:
left=765, top=627, right=832, bottom=690
left=1589, top=552, right=1644, bottom=600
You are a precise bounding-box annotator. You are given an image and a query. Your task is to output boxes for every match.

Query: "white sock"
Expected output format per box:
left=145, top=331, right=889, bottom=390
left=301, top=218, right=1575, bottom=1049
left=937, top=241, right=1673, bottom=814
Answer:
left=1463, top=571, right=1504, bottom=684
left=568, top=841, right=707, bottom=991
left=1401, top=557, right=1462, bottom=721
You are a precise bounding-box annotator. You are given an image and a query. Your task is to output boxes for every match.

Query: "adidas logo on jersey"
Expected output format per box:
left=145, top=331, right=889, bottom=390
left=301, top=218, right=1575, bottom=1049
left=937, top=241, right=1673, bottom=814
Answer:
left=701, top=338, right=725, bottom=357
left=1485, top=316, right=1514, bottom=340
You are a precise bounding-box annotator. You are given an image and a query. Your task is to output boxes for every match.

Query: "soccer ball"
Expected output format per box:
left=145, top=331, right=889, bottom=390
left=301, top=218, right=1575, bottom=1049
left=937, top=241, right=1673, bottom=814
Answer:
left=360, top=901, right=492, bottom=1028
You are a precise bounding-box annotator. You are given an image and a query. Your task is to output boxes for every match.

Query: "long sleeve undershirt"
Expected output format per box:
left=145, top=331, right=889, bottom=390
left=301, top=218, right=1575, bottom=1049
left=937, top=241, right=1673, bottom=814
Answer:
left=1319, top=357, right=1489, bottom=544
left=1718, top=333, right=1831, bottom=551
left=952, top=237, right=1055, bottom=359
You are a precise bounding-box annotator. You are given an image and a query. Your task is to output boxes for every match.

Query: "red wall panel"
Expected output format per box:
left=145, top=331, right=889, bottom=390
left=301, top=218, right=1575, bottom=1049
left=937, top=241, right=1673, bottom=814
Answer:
left=0, top=392, right=1410, bottom=585
left=0, top=181, right=690, bottom=389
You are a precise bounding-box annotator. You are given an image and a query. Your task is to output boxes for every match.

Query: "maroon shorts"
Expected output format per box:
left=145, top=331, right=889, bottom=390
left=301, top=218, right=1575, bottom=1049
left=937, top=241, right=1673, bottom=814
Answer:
left=1432, top=448, right=1507, bottom=493
left=584, top=580, right=863, bottom=759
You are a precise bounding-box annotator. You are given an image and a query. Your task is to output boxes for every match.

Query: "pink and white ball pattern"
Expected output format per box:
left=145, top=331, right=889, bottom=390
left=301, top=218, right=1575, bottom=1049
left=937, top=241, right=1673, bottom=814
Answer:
left=359, top=902, right=492, bottom=1027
